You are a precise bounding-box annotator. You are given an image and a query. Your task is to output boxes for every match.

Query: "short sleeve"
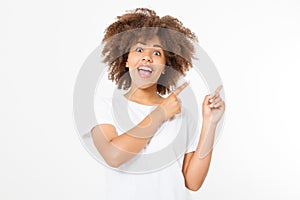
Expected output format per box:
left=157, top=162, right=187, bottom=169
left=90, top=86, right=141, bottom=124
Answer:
left=186, top=132, right=200, bottom=153
left=184, top=107, right=201, bottom=153
left=93, top=96, right=115, bottom=126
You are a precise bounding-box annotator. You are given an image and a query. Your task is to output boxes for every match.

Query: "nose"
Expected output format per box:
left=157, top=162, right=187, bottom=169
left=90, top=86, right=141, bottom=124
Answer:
left=141, top=51, right=152, bottom=63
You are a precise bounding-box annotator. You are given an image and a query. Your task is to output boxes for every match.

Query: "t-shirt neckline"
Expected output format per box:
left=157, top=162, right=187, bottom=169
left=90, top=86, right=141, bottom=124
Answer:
left=121, top=94, right=159, bottom=108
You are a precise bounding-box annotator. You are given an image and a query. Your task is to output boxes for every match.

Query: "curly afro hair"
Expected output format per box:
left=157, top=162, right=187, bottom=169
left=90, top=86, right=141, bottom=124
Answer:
left=101, top=8, right=198, bottom=95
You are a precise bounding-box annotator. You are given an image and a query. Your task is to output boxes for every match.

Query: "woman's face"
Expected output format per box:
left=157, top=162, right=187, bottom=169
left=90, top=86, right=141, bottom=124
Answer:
left=126, top=35, right=166, bottom=89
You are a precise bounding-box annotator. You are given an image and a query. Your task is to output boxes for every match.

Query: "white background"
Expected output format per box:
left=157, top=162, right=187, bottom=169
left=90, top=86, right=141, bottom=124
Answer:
left=1, top=0, right=300, bottom=199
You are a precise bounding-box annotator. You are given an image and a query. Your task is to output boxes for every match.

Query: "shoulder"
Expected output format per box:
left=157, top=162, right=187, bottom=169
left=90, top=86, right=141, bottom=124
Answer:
left=181, top=105, right=199, bottom=123
left=94, top=95, right=113, bottom=108
left=96, top=95, right=113, bottom=103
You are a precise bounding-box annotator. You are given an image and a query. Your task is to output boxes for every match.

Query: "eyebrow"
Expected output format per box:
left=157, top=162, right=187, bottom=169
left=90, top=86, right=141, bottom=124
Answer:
left=136, top=42, right=163, bottom=49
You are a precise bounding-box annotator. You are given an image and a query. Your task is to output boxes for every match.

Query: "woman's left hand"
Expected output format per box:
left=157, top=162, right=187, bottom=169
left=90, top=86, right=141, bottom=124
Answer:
left=202, top=85, right=225, bottom=125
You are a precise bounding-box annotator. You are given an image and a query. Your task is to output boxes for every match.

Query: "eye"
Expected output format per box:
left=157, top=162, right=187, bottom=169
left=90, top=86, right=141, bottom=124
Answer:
left=135, top=47, right=143, bottom=52
left=153, top=51, right=161, bottom=56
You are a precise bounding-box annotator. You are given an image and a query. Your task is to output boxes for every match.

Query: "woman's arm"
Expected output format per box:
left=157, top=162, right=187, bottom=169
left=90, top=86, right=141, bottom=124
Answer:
left=182, top=85, right=225, bottom=191
left=91, top=107, right=164, bottom=168
left=91, top=83, right=188, bottom=168
left=182, top=120, right=217, bottom=191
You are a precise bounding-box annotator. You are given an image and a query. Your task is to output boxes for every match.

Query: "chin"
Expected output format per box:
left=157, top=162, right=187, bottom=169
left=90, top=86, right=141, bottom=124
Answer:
left=130, top=74, right=160, bottom=89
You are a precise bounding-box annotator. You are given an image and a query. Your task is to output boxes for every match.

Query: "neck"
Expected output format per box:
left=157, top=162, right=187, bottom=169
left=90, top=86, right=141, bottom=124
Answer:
left=124, top=84, right=163, bottom=105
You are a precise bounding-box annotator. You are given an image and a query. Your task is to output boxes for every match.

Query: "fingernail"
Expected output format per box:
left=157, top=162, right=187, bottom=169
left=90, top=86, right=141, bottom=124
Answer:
left=209, top=99, right=213, bottom=103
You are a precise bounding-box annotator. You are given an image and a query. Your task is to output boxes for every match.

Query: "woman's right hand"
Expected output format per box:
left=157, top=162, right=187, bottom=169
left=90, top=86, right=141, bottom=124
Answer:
left=156, top=82, right=189, bottom=120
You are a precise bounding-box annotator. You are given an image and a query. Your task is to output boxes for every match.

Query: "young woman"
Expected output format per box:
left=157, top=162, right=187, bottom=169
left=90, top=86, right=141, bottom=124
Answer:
left=91, top=8, right=225, bottom=200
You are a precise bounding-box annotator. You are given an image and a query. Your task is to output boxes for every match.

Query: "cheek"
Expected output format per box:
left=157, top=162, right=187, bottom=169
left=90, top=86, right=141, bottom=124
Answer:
left=157, top=56, right=166, bottom=65
left=154, top=58, right=166, bottom=68
left=127, top=55, right=140, bottom=66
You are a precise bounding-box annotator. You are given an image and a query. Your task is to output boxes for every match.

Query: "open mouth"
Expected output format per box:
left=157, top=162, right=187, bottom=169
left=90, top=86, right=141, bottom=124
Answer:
left=137, top=65, right=153, bottom=78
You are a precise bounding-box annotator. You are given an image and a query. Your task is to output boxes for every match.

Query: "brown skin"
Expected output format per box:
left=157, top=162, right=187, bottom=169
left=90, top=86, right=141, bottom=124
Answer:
left=183, top=86, right=225, bottom=191
left=102, top=8, right=197, bottom=95
left=93, top=8, right=225, bottom=191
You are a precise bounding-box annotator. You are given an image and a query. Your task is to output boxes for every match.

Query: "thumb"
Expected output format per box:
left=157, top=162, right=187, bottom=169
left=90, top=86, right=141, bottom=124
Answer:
left=203, top=94, right=213, bottom=105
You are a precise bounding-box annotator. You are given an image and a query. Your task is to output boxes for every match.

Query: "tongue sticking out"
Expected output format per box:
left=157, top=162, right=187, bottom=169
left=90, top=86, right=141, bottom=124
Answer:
left=138, top=69, right=152, bottom=78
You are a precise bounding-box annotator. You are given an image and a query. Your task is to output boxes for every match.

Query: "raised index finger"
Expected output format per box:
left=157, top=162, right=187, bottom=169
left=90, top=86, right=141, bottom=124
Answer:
left=210, top=85, right=223, bottom=99
left=215, top=85, right=223, bottom=93
left=173, top=81, right=189, bottom=96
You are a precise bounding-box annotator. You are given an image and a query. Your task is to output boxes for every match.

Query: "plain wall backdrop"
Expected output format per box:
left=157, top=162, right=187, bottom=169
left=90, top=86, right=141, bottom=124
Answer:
left=1, top=0, right=300, bottom=199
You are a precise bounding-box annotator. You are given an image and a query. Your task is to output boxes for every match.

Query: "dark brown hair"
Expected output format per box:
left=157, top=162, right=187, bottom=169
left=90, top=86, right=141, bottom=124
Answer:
left=102, top=8, right=197, bottom=95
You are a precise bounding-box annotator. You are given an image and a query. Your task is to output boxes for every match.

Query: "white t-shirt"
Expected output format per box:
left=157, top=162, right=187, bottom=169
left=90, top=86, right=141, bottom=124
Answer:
left=91, top=92, right=200, bottom=200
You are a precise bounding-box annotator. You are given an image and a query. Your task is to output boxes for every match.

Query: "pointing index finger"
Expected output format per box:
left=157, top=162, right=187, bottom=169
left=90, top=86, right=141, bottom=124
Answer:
left=210, top=85, right=223, bottom=99
left=215, top=85, right=223, bottom=93
left=173, top=81, right=189, bottom=96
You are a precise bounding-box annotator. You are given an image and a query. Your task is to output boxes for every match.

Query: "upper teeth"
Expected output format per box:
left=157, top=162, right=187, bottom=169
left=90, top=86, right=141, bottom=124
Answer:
left=138, top=66, right=153, bottom=72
